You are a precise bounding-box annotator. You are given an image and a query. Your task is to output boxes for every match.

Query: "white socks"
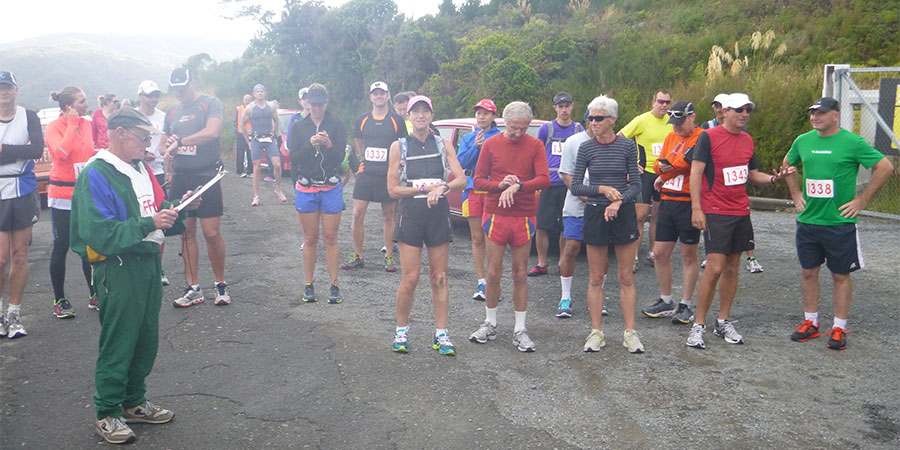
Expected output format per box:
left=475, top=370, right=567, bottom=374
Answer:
left=660, top=294, right=673, bottom=304
left=485, top=306, right=498, bottom=326
left=804, top=311, right=819, bottom=327
left=514, top=311, right=527, bottom=333
left=560, top=276, right=572, bottom=299
left=833, top=317, right=848, bottom=330
left=8, top=303, right=21, bottom=315
left=435, top=328, right=447, bottom=337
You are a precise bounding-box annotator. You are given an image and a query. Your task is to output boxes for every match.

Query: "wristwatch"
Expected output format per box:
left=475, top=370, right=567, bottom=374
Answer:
left=517, top=182, right=524, bottom=191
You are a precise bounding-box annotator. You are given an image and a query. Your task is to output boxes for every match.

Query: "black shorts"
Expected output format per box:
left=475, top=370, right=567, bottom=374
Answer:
left=352, top=172, right=395, bottom=204
left=656, top=200, right=700, bottom=244
left=640, top=172, right=660, bottom=204
left=0, top=190, right=40, bottom=231
left=169, top=173, right=224, bottom=219
left=703, top=214, right=754, bottom=255
left=583, top=201, right=639, bottom=246
left=536, top=185, right=567, bottom=232
left=393, top=197, right=452, bottom=247
left=796, top=222, right=863, bottom=274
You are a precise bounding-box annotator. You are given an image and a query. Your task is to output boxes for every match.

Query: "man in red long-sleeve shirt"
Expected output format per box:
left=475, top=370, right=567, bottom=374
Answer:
left=469, top=101, right=550, bottom=352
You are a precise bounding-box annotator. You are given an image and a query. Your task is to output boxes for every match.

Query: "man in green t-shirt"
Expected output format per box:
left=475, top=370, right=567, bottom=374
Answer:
left=618, top=89, right=674, bottom=271
left=783, top=97, right=893, bottom=350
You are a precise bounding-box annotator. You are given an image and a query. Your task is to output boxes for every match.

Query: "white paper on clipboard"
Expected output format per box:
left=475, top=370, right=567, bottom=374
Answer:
left=174, top=168, right=226, bottom=212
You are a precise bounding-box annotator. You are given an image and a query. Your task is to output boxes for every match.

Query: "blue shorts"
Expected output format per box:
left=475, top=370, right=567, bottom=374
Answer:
left=295, top=183, right=343, bottom=214
left=562, top=216, right=583, bottom=241
left=796, top=222, right=863, bottom=274
left=251, top=140, right=279, bottom=161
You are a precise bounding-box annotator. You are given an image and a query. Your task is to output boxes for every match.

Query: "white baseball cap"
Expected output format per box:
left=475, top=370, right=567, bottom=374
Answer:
left=137, top=80, right=161, bottom=96
left=711, top=93, right=729, bottom=106
left=722, top=93, right=755, bottom=110
left=369, top=81, right=389, bottom=93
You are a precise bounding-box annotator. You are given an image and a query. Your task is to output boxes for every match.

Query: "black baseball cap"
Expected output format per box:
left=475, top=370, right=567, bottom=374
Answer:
left=667, top=101, right=695, bottom=125
left=169, top=67, right=192, bottom=91
left=807, top=97, right=839, bottom=113
left=553, top=92, right=573, bottom=105
left=0, top=72, right=17, bottom=87
left=107, top=108, right=162, bottom=134
left=306, top=86, right=328, bottom=104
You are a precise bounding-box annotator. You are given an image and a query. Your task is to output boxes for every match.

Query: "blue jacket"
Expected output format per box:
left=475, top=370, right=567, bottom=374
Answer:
left=457, top=125, right=501, bottom=190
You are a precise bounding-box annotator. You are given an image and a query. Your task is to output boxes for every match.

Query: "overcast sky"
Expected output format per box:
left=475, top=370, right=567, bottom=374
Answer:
left=3, top=0, right=443, bottom=44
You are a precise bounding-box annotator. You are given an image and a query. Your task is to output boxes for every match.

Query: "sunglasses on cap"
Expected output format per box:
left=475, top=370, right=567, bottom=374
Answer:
left=667, top=110, right=693, bottom=119
left=587, top=115, right=609, bottom=123
left=655, top=99, right=671, bottom=104
left=732, top=106, right=753, bottom=113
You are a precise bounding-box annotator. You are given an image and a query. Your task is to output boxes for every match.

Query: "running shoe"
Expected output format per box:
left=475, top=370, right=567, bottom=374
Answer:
left=472, top=282, right=486, bottom=301
left=53, top=298, right=75, bottom=318
left=700, top=259, right=707, bottom=269
left=469, top=321, right=497, bottom=344
left=746, top=257, right=763, bottom=273
left=384, top=254, right=397, bottom=273
left=527, top=265, right=547, bottom=277
left=88, top=295, right=100, bottom=311
left=264, top=176, right=275, bottom=182
left=826, top=327, right=848, bottom=350
left=5, top=313, right=26, bottom=339
left=602, top=304, right=608, bottom=316
left=623, top=329, right=645, bottom=354
left=641, top=298, right=675, bottom=318
left=392, top=329, right=409, bottom=353
left=555, top=298, right=572, bottom=318
left=341, top=253, right=364, bottom=270
left=173, top=287, right=204, bottom=308
left=632, top=258, right=639, bottom=273
left=512, top=329, right=536, bottom=352
left=239, top=172, right=248, bottom=178
left=328, top=284, right=343, bottom=304
left=713, top=319, right=744, bottom=344
left=791, top=320, right=820, bottom=342
left=95, top=416, right=135, bottom=445
left=381, top=244, right=398, bottom=254
left=122, top=401, right=174, bottom=424
left=161, top=270, right=170, bottom=286
left=275, top=190, right=287, bottom=203
left=0, top=314, right=7, bottom=337
left=214, top=282, right=231, bottom=306
left=432, top=333, right=456, bottom=356
left=302, top=283, right=316, bottom=303
left=686, top=323, right=707, bottom=349
left=646, top=252, right=656, bottom=266
left=583, top=330, right=605, bottom=352
left=671, top=303, right=695, bottom=324
left=250, top=196, right=260, bottom=207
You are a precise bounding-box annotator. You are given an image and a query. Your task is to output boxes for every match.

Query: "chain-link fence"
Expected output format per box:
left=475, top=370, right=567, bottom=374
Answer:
left=824, top=65, right=900, bottom=218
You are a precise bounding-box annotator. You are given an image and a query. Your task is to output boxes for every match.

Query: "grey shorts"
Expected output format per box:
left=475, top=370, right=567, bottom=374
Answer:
left=251, top=140, right=279, bottom=162
left=0, top=190, right=40, bottom=231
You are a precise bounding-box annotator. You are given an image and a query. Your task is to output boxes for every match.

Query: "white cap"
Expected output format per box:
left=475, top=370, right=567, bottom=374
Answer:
left=298, top=87, right=309, bottom=99
left=722, top=93, right=755, bottom=110
left=369, top=81, right=389, bottom=93
left=137, top=80, right=161, bottom=96
left=711, top=93, right=729, bottom=106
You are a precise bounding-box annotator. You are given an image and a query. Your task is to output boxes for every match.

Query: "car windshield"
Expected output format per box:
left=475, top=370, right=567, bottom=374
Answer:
left=278, top=113, right=293, bottom=133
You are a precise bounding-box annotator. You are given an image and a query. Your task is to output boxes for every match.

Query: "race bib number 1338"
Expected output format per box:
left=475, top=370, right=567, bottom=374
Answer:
left=805, top=179, right=834, bottom=198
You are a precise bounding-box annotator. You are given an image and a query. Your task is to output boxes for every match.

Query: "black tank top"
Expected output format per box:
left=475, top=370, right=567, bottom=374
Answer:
left=405, top=136, right=444, bottom=181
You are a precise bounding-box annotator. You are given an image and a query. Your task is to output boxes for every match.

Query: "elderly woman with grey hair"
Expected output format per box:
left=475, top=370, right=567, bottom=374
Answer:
left=570, top=95, right=645, bottom=354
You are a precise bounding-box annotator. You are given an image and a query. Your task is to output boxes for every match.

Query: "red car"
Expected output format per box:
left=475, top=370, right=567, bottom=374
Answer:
left=433, top=118, right=548, bottom=218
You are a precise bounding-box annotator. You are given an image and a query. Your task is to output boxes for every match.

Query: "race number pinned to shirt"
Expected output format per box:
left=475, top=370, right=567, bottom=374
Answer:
left=805, top=178, right=834, bottom=198
left=365, top=147, right=388, bottom=162
left=722, top=165, right=748, bottom=186
left=176, top=145, right=197, bottom=156
left=550, top=142, right=563, bottom=156
left=651, top=143, right=664, bottom=156
left=410, top=178, right=444, bottom=198
left=74, top=162, right=87, bottom=178
left=662, top=174, right=684, bottom=191
left=257, top=136, right=273, bottom=143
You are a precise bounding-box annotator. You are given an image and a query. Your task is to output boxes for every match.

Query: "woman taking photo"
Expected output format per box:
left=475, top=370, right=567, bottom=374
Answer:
left=288, top=84, right=347, bottom=304
left=45, top=87, right=97, bottom=317
left=91, top=93, right=118, bottom=150
left=569, top=95, right=644, bottom=354
left=386, top=95, right=465, bottom=355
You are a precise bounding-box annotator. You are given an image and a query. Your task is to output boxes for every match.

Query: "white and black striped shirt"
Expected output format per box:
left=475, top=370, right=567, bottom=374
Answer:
left=570, top=135, right=641, bottom=206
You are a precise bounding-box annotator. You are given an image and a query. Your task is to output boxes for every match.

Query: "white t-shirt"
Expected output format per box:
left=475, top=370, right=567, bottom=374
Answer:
left=558, top=131, right=592, bottom=218
left=146, top=109, right=166, bottom=175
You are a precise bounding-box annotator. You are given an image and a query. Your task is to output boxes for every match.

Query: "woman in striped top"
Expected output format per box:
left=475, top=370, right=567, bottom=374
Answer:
left=569, top=95, right=645, bottom=354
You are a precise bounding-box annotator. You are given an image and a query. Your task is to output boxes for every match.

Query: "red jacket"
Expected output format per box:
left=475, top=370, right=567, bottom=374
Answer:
left=91, top=109, right=109, bottom=149
left=474, top=133, right=550, bottom=216
left=45, top=115, right=96, bottom=201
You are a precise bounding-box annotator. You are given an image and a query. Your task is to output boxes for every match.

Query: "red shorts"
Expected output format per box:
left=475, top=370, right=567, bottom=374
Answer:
left=462, top=189, right=486, bottom=218
left=482, top=213, right=535, bottom=247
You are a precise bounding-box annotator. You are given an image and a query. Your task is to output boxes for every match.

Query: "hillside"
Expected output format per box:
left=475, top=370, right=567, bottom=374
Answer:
left=0, top=33, right=246, bottom=109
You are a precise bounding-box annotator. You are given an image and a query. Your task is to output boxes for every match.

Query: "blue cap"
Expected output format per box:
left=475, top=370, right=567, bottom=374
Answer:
left=253, top=84, right=265, bottom=92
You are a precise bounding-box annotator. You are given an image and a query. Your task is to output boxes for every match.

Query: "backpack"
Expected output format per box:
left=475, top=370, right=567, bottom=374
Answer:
left=398, top=135, right=449, bottom=186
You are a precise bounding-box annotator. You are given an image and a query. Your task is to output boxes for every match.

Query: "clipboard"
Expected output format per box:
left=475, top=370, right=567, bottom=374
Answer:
left=174, top=167, right=227, bottom=212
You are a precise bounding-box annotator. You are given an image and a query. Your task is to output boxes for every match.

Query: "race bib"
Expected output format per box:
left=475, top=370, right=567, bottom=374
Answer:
left=722, top=165, right=748, bottom=186
left=365, top=147, right=387, bottom=162
left=176, top=145, right=197, bottom=156
left=550, top=142, right=563, bottom=156
left=74, top=162, right=86, bottom=178
left=410, top=178, right=443, bottom=190
left=651, top=143, right=664, bottom=156
left=662, top=174, right=684, bottom=191
left=805, top=178, right=834, bottom=198
left=257, top=136, right=273, bottom=143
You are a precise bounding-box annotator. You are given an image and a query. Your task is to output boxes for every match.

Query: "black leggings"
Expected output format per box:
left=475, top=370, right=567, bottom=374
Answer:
left=49, top=207, right=95, bottom=301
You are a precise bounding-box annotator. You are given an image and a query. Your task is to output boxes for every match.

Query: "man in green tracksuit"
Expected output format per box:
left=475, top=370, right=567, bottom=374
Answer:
left=71, top=108, right=199, bottom=444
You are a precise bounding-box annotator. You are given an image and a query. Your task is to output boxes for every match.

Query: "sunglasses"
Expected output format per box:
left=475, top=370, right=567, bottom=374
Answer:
left=732, top=106, right=753, bottom=113
left=667, top=106, right=693, bottom=119
left=126, top=129, right=152, bottom=143
left=655, top=99, right=671, bottom=104
left=587, top=115, right=609, bottom=123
